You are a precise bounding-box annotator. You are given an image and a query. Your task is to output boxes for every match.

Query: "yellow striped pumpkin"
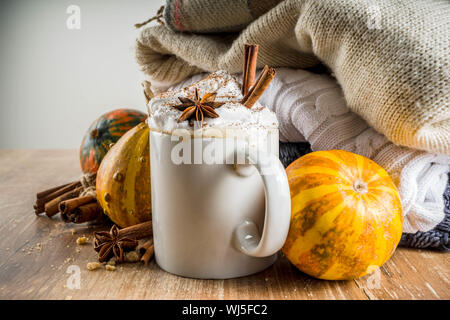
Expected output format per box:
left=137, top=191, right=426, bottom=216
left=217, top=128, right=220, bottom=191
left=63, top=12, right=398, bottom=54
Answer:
left=96, top=122, right=151, bottom=227
left=282, top=150, right=403, bottom=280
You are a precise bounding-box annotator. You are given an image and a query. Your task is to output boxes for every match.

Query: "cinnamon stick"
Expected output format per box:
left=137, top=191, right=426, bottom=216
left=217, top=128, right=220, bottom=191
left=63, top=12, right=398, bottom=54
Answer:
left=59, top=195, right=96, bottom=215
left=140, top=239, right=154, bottom=266
left=242, top=44, right=259, bottom=96
left=138, top=239, right=154, bottom=256
left=119, top=221, right=153, bottom=240
left=62, top=202, right=103, bottom=224
left=241, top=65, right=276, bottom=109
left=35, top=181, right=81, bottom=214
left=36, top=182, right=71, bottom=199
left=44, top=186, right=83, bottom=217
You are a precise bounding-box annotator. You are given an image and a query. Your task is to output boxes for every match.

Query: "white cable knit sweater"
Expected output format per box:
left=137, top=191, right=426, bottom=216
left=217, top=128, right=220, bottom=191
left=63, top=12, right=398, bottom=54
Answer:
left=168, top=68, right=450, bottom=234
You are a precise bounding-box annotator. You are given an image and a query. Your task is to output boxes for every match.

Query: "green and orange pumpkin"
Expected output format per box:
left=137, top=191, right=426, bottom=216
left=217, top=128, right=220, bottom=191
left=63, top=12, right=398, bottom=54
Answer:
left=79, top=109, right=147, bottom=174
left=96, top=122, right=151, bottom=228
left=282, top=150, right=403, bottom=280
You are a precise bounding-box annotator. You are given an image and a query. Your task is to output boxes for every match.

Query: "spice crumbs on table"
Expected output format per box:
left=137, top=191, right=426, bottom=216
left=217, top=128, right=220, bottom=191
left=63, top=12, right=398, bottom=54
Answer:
left=107, top=260, right=116, bottom=266
left=125, top=251, right=140, bottom=263
left=87, top=262, right=102, bottom=271
left=76, top=236, right=87, bottom=245
left=105, top=265, right=116, bottom=271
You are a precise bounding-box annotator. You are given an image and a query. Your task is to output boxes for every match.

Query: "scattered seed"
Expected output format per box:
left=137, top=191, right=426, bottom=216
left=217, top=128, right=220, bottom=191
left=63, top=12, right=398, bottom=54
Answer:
left=105, top=265, right=116, bottom=271
left=76, top=237, right=88, bottom=245
left=87, top=262, right=102, bottom=271
left=107, top=260, right=116, bottom=266
left=125, top=251, right=140, bottom=263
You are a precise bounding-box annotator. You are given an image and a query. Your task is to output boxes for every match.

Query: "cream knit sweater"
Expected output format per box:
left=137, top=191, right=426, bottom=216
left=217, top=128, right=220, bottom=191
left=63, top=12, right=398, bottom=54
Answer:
left=136, top=0, right=450, bottom=155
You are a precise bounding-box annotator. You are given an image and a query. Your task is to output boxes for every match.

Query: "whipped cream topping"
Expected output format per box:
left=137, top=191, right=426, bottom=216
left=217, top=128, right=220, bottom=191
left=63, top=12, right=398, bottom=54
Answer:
left=147, top=70, right=278, bottom=134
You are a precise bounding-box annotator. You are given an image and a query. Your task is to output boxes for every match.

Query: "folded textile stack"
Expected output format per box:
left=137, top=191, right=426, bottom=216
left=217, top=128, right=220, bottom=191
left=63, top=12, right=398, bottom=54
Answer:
left=137, top=0, right=450, bottom=155
left=135, top=0, right=450, bottom=250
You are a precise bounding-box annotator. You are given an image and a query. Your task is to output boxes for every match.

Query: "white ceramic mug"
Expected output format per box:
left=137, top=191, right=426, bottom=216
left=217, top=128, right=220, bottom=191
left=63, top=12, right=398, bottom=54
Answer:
left=149, top=128, right=291, bottom=279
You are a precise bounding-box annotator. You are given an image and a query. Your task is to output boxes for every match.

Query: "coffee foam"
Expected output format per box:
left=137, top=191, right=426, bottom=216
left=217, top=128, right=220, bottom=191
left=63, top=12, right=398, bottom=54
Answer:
left=147, top=70, right=278, bottom=135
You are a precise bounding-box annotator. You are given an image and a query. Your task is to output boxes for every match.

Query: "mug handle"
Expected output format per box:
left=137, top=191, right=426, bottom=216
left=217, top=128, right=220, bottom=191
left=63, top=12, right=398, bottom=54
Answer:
left=231, top=141, right=291, bottom=258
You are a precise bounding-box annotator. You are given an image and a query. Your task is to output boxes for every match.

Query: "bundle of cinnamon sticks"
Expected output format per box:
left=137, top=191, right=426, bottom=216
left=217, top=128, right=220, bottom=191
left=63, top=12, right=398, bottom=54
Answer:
left=34, top=174, right=103, bottom=223
left=241, top=44, right=276, bottom=109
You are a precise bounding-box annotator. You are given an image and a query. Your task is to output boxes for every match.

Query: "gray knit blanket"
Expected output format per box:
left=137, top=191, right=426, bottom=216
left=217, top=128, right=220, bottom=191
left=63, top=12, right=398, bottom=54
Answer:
left=279, top=142, right=450, bottom=251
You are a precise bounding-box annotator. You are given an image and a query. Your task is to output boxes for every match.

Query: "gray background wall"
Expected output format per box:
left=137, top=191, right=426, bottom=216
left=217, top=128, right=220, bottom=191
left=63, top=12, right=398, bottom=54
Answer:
left=0, top=0, right=165, bottom=148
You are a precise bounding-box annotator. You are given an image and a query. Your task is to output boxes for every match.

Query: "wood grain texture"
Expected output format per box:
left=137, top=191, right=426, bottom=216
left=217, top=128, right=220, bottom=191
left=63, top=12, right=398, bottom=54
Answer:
left=0, top=150, right=448, bottom=300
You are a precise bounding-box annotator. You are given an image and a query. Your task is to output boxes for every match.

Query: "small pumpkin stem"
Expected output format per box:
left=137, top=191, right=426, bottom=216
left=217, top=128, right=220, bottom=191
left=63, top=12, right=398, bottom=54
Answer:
left=90, top=128, right=100, bottom=139
left=353, top=179, right=368, bottom=194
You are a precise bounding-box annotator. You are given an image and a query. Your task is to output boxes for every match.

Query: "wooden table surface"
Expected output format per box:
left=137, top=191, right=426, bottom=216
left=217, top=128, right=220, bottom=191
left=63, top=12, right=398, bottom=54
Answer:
left=0, top=150, right=448, bottom=300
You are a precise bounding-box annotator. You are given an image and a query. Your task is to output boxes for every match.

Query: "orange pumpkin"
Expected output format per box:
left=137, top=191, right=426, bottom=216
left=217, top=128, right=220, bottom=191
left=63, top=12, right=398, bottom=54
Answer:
left=79, top=109, right=147, bottom=174
left=282, top=150, right=403, bottom=280
left=96, top=122, right=151, bottom=227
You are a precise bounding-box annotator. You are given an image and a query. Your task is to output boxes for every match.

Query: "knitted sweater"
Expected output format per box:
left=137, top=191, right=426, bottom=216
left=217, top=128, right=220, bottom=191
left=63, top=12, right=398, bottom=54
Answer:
left=136, top=0, right=450, bottom=155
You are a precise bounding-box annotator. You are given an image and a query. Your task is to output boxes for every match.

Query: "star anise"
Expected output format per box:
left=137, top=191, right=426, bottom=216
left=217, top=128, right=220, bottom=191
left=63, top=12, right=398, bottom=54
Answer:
left=94, top=225, right=138, bottom=263
left=172, top=87, right=225, bottom=127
